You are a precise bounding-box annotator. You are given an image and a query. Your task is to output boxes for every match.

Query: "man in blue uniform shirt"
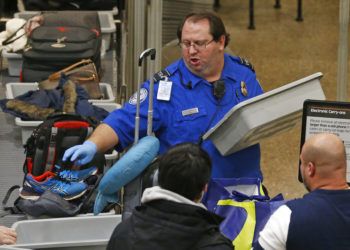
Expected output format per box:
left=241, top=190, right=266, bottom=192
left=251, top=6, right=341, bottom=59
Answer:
left=63, top=12, right=264, bottom=179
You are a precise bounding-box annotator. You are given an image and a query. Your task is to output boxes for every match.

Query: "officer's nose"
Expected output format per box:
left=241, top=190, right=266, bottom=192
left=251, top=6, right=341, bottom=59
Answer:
left=188, top=45, right=198, bottom=55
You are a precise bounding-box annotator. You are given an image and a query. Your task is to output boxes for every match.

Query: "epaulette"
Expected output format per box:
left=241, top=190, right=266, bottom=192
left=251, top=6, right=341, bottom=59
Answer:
left=236, top=56, right=255, bottom=72
left=153, top=62, right=179, bottom=82
left=153, top=69, right=171, bottom=82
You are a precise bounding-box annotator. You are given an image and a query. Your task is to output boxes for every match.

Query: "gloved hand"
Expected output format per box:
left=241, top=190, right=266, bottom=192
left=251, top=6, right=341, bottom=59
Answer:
left=62, top=141, right=97, bottom=166
left=93, top=191, right=119, bottom=215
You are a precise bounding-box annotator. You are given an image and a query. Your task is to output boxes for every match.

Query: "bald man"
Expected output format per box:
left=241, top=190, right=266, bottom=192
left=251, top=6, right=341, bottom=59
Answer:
left=256, top=133, right=350, bottom=250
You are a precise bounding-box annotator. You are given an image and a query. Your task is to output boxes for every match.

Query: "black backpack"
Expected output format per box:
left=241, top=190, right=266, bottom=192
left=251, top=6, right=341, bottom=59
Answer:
left=23, top=113, right=105, bottom=176
left=1, top=113, right=106, bottom=218
left=21, top=11, right=102, bottom=82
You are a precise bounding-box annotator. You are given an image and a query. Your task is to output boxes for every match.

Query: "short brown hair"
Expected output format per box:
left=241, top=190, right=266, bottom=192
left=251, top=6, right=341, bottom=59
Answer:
left=177, top=12, right=230, bottom=48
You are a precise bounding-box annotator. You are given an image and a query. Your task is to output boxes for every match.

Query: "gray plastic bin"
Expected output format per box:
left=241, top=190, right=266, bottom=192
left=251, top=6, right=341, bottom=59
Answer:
left=203, top=72, right=326, bottom=155
left=11, top=214, right=121, bottom=250
left=5, top=82, right=115, bottom=103
left=2, top=50, right=23, bottom=76
left=5, top=85, right=120, bottom=162
left=13, top=102, right=120, bottom=147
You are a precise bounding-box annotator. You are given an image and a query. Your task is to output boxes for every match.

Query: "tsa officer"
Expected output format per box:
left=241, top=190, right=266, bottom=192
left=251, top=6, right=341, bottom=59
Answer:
left=63, top=12, right=264, bottom=180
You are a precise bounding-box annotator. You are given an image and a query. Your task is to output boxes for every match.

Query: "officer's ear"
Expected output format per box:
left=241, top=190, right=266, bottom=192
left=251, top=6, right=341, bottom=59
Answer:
left=218, top=35, right=225, bottom=51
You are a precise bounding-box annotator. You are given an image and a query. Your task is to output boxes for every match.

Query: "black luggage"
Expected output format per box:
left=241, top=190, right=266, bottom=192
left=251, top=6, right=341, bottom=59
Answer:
left=22, top=0, right=118, bottom=11
left=21, top=11, right=102, bottom=82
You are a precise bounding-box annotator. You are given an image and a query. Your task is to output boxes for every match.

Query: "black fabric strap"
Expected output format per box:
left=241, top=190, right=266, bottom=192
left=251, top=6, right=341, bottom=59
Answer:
left=2, top=22, right=26, bottom=46
left=0, top=185, right=21, bottom=217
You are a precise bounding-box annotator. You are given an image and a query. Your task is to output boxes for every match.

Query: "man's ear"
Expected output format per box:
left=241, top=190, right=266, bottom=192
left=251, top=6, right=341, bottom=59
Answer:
left=218, top=35, right=225, bottom=50
left=307, top=162, right=316, bottom=177
left=203, top=183, right=208, bottom=193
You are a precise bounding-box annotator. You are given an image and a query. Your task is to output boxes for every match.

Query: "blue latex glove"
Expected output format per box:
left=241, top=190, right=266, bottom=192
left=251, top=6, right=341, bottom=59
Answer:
left=62, top=141, right=97, bottom=166
left=94, top=191, right=119, bottom=215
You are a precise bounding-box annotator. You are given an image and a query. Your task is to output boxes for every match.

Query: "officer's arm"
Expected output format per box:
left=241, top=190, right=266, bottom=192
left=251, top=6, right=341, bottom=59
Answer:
left=88, top=123, right=119, bottom=153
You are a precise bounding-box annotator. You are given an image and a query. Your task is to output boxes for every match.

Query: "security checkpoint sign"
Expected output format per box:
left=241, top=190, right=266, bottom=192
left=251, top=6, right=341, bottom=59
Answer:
left=300, top=100, right=350, bottom=182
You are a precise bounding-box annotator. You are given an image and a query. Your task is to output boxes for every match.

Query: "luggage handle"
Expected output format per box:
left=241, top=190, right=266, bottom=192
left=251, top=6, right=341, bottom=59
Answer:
left=134, top=48, right=156, bottom=144
left=122, top=48, right=158, bottom=221
left=48, top=59, right=94, bottom=80
left=138, top=48, right=156, bottom=66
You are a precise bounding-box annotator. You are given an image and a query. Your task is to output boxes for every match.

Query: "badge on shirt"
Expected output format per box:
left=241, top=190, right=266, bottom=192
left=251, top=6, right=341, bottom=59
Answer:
left=129, top=88, right=148, bottom=105
left=240, top=81, right=248, bottom=96
left=182, top=107, right=199, bottom=116
left=157, top=80, right=172, bottom=101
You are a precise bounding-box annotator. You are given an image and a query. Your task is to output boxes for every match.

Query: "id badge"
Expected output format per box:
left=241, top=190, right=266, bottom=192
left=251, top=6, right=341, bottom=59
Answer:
left=157, top=80, right=172, bottom=101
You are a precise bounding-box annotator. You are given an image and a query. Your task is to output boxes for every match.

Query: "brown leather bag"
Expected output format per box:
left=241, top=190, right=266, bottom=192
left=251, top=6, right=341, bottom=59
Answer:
left=39, top=59, right=102, bottom=99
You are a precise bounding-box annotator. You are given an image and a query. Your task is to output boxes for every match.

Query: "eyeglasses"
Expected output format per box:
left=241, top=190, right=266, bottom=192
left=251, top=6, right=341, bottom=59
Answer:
left=179, top=39, right=214, bottom=51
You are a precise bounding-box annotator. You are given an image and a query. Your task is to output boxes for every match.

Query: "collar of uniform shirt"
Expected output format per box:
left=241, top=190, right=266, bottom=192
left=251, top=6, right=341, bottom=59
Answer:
left=220, top=54, right=239, bottom=83
left=178, top=54, right=238, bottom=88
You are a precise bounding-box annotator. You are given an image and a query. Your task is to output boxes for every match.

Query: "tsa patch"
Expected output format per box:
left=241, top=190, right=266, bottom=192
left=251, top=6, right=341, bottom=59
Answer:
left=129, top=88, right=148, bottom=105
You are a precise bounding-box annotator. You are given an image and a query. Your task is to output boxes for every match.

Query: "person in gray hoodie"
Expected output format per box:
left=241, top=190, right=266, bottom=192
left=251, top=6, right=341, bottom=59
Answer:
left=107, top=143, right=233, bottom=250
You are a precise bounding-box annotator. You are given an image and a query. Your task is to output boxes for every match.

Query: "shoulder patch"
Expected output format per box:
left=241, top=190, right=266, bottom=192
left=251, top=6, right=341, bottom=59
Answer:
left=129, top=88, right=148, bottom=105
left=237, top=56, right=255, bottom=72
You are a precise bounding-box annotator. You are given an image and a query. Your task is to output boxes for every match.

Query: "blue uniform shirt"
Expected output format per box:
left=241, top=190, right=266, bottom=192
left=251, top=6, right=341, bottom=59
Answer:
left=104, top=53, right=264, bottom=179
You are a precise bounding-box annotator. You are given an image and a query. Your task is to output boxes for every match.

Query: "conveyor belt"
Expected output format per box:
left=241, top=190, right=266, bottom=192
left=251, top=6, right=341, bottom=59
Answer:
left=0, top=67, right=26, bottom=227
